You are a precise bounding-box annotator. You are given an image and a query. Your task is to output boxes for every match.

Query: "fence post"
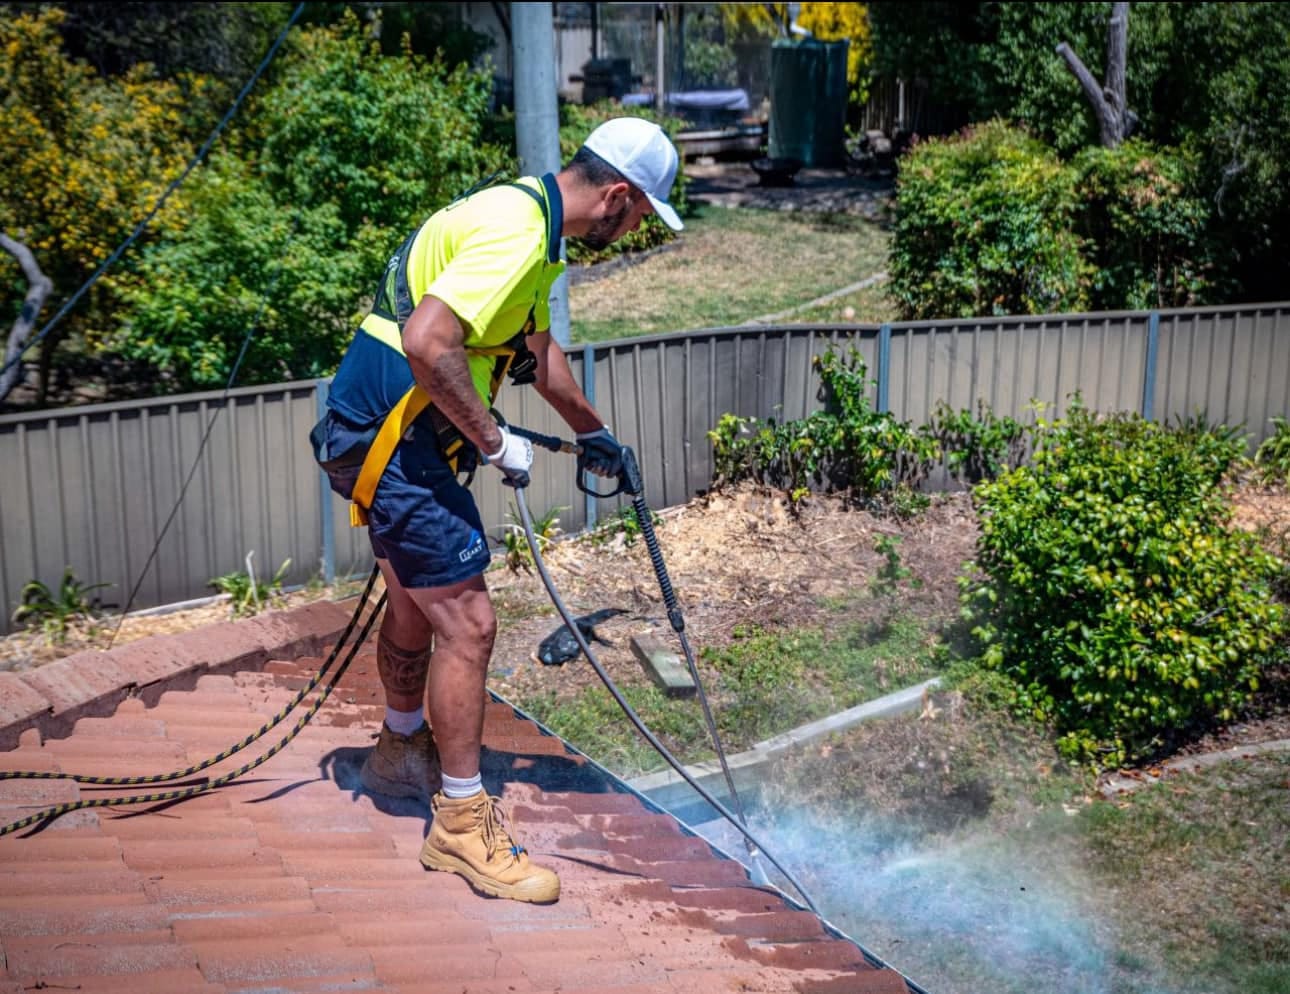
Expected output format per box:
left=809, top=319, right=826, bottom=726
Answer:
left=1142, top=311, right=1160, bottom=421
left=876, top=323, right=892, bottom=413
left=315, top=378, right=335, bottom=585
left=582, top=343, right=598, bottom=531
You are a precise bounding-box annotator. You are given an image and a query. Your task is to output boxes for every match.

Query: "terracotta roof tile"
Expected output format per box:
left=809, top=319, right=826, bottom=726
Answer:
left=0, top=597, right=919, bottom=994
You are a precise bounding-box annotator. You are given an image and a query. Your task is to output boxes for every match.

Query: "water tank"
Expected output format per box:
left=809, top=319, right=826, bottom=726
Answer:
left=768, top=39, right=849, bottom=168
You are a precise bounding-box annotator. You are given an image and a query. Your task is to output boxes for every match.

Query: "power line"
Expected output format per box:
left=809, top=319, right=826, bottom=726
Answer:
left=0, top=2, right=306, bottom=383
left=104, top=209, right=302, bottom=648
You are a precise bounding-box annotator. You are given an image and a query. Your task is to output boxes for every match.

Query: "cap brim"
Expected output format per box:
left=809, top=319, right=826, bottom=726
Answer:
left=646, top=194, right=684, bottom=232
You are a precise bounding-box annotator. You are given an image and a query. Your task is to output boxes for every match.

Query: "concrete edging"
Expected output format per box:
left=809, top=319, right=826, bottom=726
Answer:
left=0, top=598, right=359, bottom=750
left=628, top=677, right=941, bottom=822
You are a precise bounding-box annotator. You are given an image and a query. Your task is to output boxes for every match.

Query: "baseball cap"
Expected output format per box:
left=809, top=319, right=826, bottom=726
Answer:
left=583, top=117, right=684, bottom=231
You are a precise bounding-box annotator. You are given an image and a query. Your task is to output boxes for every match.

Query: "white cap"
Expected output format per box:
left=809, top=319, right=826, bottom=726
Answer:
left=583, top=117, right=683, bottom=231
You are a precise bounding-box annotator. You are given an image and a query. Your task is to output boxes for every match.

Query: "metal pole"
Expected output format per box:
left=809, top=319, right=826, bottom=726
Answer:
left=1142, top=311, right=1160, bottom=421
left=316, top=379, right=335, bottom=585
left=513, top=2, right=571, bottom=346
left=655, top=4, right=666, bottom=114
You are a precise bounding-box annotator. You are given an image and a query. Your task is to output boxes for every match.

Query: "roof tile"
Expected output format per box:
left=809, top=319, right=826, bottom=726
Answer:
left=3, top=930, right=194, bottom=982
left=0, top=597, right=917, bottom=994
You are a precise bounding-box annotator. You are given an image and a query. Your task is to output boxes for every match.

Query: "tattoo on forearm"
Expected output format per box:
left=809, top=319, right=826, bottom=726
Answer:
left=378, top=630, right=432, bottom=698
left=425, top=350, right=497, bottom=449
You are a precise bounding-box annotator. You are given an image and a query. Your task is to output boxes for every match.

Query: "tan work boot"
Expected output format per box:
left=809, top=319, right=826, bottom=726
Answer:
left=420, top=790, right=561, bottom=904
left=359, top=724, right=442, bottom=802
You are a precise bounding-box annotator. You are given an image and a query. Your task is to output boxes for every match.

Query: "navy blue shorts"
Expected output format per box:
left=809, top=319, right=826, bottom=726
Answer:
left=322, top=413, right=491, bottom=589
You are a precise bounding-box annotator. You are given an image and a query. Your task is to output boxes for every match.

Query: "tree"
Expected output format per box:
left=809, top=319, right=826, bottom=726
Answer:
left=0, top=235, right=53, bottom=404
left=1055, top=2, right=1134, bottom=148
left=0, top=7, right=194, bottom=404
left=113, top=11, right=510, bottom=391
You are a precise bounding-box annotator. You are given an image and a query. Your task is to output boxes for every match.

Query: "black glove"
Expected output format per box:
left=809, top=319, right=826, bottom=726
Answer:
left=577, top=427, right=624, bottom=479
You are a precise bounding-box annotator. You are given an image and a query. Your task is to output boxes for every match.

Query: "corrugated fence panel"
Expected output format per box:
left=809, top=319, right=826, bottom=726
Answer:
left=0, top=382, right=322, bottom=634
left=888, top=312, right=1149, bottom=426
left=1154, top=305, right=1290, bottom=449
left=4, top=303, right=1288, bottom=633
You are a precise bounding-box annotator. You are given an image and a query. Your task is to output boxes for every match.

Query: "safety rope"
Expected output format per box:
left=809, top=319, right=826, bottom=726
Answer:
left=0, top=568, right=383, bottom=838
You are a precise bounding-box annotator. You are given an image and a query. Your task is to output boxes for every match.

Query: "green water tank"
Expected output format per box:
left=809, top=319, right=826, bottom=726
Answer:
left=768, top=38, right=850, bottom=168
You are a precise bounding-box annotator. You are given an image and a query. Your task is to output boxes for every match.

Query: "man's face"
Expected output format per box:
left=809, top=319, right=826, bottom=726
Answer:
left=577, top=186, right=652, bottom=250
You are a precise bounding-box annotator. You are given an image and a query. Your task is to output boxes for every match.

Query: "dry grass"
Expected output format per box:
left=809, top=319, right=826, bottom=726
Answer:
left=567, top=205, right=891, bottom=341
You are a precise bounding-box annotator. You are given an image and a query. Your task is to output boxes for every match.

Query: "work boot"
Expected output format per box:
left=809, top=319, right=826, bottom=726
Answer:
left=420, top=790, right=561, bottom=904
left=359, top=723, right=442, bottom=803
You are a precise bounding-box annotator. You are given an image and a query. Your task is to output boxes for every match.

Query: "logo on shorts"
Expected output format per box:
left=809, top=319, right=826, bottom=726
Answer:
left=458, top=529, right=486, bottom=563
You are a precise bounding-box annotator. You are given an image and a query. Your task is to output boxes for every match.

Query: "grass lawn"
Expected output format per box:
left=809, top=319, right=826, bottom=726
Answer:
left=567, top=203, right=895, bottom=342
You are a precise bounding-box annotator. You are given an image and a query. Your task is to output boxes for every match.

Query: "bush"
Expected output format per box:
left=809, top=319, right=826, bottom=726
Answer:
left=890, top=119, right=1091, bottom=320
left=113, top=11, right=508, bottom=390
left=1254, top=416, right=1290, bottom=486
left=920, top=400, right=1029, bottom=485
left=961, top=401, right=1285, bottom=769
left=1073, top=140, right=1216, bottom=309
left=707, top=344, right=937, bottom=508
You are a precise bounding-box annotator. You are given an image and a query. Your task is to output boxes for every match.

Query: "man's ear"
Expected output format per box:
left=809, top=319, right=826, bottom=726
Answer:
left=603, top=180, right=632, bottom=212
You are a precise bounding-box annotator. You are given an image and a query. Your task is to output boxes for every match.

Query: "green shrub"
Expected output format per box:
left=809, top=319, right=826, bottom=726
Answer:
left=1254, top=416, right=1290, bottom=486
left=920, top=399, right=1029, bottom=485
left=210, top=557, right=291, bottom=618
left=1073, top=140, right=1216, bottom=310
left=890, top=119, right=1091, bottom=320
left=114, top=11, right=509, bottom=391
left=707, top=344, right=937, bottom=507
left=496, top=503, right=566, bottom=573
left=961, top=401, right=1284, bottom=769
left=13, top=568, right=110, bottom=644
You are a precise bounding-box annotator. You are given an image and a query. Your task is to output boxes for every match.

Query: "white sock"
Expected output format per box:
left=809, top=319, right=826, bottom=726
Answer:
left=384, top=706, right=425, bottom=736
left=441, top=772, right=483, bottom=798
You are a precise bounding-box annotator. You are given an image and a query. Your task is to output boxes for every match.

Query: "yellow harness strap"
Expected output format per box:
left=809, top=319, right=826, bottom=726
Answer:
left=349, top=384, right=432, bottom=527
left=347, top=347, right=518, bottom=528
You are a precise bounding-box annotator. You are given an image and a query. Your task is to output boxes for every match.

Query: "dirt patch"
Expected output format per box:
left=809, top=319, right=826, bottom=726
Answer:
left=5, top=480, right=1288, bottom=779
left=485, top=486, right=977, bottom=711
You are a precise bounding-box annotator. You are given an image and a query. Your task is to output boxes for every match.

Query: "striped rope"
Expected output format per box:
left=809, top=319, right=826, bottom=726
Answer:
left=0, top=573, right=384, bottom=838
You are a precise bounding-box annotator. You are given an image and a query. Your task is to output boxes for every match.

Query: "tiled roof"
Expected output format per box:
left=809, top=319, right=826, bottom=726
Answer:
left=0, top=597, right=916, bottom=993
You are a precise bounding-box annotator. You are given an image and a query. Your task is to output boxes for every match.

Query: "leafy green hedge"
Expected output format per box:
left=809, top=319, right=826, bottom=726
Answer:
left=707, top=345, right=936, bottom=508
left=961, top=401, right=1286, bottom=769
left=117, top=11, right=508, bottom=390
left=1073, top=141, right=1215, bottom=309
left=890, top=120, right=1216, bottom=319
left=891, top=120, right=1090, bottom=320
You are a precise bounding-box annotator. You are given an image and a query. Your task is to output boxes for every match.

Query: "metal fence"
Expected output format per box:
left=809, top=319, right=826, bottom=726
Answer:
left=2, top=301, right=1287, bottom=634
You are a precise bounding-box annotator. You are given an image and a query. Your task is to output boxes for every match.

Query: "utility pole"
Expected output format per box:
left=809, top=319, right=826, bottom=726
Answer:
left=654, top=4, right=667, bottom=114
left=512, top=2, right=570, bottom=345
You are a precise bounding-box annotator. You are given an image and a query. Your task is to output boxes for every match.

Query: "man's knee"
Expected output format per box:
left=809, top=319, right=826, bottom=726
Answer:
left=458, top=596, right=498, bottom=653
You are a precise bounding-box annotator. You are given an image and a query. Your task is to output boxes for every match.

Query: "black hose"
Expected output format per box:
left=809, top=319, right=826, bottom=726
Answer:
left=512, top=483, right=821, bottom=915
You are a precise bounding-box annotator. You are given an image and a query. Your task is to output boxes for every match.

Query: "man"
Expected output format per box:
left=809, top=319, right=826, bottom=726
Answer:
left=317, top=117, right=683, bottom=904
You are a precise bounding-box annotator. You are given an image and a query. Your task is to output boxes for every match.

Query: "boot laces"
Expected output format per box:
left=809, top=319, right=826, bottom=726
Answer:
left=479, top=794, right=527, bottom=864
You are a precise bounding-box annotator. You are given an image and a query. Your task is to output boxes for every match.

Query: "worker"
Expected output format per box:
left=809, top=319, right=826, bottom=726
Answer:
left=314, top=117, right=683, bottom=903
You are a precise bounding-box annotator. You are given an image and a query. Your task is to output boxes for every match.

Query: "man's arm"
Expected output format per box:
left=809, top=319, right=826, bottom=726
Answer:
left=402, top=293, right=504, bottom=453
left=529, top=331, right=607, bottom=434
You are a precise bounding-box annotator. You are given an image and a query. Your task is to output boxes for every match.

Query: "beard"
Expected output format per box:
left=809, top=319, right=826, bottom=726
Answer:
left=575, top=201, right=631, bottom=251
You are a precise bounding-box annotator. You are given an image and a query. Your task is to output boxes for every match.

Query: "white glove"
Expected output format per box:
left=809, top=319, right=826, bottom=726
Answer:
left=484, top=426, right=533, bottom=486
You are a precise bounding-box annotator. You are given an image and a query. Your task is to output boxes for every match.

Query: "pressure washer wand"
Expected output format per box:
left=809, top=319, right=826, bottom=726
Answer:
left=507, top=423, right=777, bottom=888
left=614, top=448, right=772, bottom=887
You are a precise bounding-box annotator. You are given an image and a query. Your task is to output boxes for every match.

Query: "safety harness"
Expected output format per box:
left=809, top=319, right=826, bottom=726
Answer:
left=328, top=176, right=557, bottom=526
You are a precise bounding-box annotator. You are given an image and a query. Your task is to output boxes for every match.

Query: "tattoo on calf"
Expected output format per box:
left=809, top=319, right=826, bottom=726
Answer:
left=377, top=630, right=432, bottom=698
